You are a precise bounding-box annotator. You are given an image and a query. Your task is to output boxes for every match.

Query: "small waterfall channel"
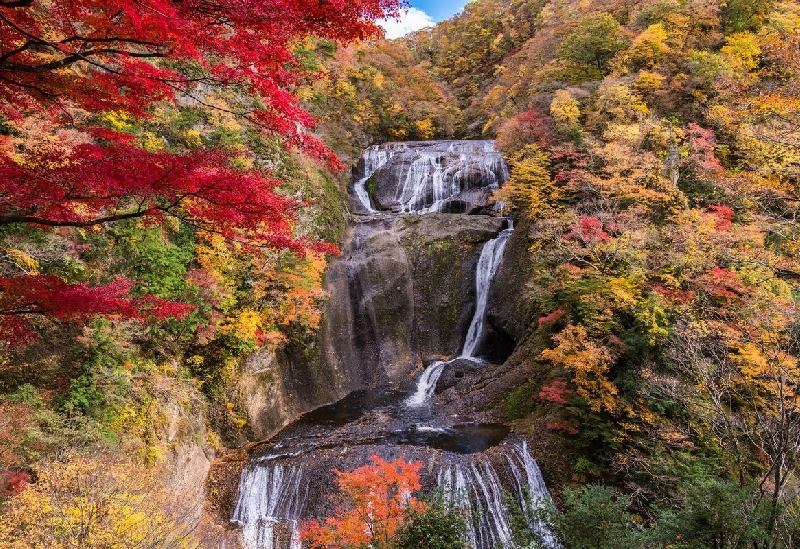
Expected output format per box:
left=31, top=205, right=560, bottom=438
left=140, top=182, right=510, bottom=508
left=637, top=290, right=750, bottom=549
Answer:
left=404, top=220, right=513, bottom=407
left=232, top=141, right=552, bottom=549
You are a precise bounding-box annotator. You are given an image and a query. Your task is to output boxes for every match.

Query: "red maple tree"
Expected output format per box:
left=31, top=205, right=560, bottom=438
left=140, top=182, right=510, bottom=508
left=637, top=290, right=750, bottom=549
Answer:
left=0, top=0, right=402, bottom=344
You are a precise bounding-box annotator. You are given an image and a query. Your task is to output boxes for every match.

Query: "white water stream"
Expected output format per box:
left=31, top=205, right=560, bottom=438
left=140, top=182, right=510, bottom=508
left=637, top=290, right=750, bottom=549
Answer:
left=353, top=145, right=392, bottom=213
left=404, top=359, right=447, bottom=407
left=354, top=141, right=508, bottom=214
left=461, top=221, right=514, bottom=358
left=404, top=218, right=514, bottom=409
left=437, top=442, right=553, bottom=548
left=232, top=462, right=307, bottom=549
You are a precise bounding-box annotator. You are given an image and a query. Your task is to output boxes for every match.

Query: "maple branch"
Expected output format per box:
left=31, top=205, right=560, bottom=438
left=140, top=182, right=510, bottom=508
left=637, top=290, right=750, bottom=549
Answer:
left=0, top=208, right=157, bottom=227
left=0, top=308, right=45, bottom=316
left=0, top=48, right=166, bottom=73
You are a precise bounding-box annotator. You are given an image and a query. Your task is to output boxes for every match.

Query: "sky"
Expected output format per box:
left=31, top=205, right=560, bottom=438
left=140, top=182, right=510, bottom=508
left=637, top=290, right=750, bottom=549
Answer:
left=379, top=1, right=469, bottom=39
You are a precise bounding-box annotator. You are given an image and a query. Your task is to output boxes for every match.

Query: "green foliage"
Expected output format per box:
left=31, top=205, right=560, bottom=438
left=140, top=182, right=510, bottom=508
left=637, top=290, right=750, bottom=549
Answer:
left=392, top=492, right=469, bottom=549
left=723, top=0, right=775, bottom=32
left=60, top=374, right=105, bottom=416
left=506, top=379, right=540, bottom=419
left=557, top=14, right=629, bottom=80
left=2, top=383, right=42, bottom=406
left=531, top=485, right=642, bottom=549
left=652, top=478, right=771, bottom=549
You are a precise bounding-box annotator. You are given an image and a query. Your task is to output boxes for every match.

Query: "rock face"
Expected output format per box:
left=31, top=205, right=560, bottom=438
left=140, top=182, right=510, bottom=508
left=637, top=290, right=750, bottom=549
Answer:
left=236, top=141, right=516, bottom=438
left=351, top=141, right=508, bottom=214
left=239, top=345, right=342, bottom=440
left=320, top=213, right=506, bottom=392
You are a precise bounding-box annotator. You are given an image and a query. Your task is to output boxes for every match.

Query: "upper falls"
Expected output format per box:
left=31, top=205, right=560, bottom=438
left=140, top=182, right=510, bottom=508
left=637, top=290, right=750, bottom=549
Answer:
left=352, top=140, right=509, bottom=214
left=231, top=140, right=552, bottom=549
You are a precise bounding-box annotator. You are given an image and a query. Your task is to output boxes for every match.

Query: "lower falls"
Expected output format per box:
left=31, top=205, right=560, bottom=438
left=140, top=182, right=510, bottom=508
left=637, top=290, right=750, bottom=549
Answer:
left=229, top=141, right=553, bottom=549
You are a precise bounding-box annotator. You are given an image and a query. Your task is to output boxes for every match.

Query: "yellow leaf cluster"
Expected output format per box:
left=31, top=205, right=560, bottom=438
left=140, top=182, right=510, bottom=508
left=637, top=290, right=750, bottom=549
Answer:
left=494, top=144, right=558, bottom=217
left=3, top=248, right=40, bottom=274
left=628, top=23, right=671, bottom=68
left=550, top=89, right=581, bottom=130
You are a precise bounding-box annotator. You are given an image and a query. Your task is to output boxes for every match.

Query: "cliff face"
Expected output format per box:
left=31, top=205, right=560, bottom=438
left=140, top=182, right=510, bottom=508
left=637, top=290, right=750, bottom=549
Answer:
left=239, top=213, right=507, bottom=438
left=237, top=141, right=512, bottom=439
left=321, top=213, right=507, bottom=389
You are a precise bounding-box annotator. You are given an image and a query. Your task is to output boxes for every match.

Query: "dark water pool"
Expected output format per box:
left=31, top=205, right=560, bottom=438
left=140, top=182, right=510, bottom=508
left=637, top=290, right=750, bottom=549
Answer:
left=393, top=423, right=510, bottom=454
left=297, top=389, right=404, bottom=427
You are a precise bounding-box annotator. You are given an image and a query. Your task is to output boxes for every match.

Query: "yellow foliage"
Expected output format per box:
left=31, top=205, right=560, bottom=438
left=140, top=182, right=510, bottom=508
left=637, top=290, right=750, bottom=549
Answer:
left=540, top=324, right=619, bottom=413
left=634, top=71, right=666, bottom=93
left=414, top=118, right=436, bottom=139
left=4, top=248, right=40, bottom=274
left=767, top=2, right=800, bottom=32
left=628, top=23, right=671, bottom=68
left=183, top=129, right=202, bottom=148
left=550, top=89, right=581, bottom=130
left=204, top=95, right=243, bottom=132
left=607, top=274, right=644, bottom=309
left=296, top=85, right=314, bottom=101
left=102, top=111, right=135, bottom=132
left=636, top=300, right=670, bottom=346
left=389, top=126, right=409, bottom=139
left=494, top=144, right=557, bottom=217
left=721, top=32, right=762, bottom=73
left=0, top=456, right=199, bottom=549
left=588, top=83, right=649, bottom=128
left=139, top=131, right=163, bottom=152
left=226, top=308, right=263, bottom=342
left=732, top=342, right=770, bottom=378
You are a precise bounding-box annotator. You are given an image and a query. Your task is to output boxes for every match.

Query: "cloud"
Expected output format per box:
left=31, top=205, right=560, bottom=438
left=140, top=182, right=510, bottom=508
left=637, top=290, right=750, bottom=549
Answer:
left=379, top=7, right=435, bottom=39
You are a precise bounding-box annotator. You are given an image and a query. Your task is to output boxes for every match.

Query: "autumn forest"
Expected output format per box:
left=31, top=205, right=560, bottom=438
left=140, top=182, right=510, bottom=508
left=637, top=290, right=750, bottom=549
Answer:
left=1, top=0, right=800, bottom=548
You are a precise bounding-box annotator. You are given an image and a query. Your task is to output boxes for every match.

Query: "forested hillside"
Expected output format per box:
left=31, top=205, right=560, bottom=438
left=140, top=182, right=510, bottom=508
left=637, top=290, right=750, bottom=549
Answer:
left=2, top=0, right=800, bottom=547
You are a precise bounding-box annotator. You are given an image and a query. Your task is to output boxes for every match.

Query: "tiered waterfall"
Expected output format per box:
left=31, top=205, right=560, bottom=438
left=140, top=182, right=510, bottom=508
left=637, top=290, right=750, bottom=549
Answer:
left=231, top=141, right=552, bottom=549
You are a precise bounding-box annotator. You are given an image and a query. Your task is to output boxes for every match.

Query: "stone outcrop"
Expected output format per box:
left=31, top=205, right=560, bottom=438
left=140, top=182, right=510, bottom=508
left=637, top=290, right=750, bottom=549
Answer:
left=237, top=213, right=507, bottom=439
left=319, top=213, right=506, bottom=392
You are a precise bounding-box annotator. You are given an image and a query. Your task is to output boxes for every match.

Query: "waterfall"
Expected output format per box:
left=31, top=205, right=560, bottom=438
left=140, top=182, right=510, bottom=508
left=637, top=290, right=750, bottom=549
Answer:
left=406, top=217, right=513, bottom=409
left=232, top=462, right=307, bottom=549
left=461, top=221, right=514, bottom=358
left=404, top=360, right=446, bottom=407
left=394, top=144, right=508, bottom=214
left=232, top=141, right=553, bottom=549
left=352, top=141, right=507, bottom=214
left=438, top=442, right=554, bottom=548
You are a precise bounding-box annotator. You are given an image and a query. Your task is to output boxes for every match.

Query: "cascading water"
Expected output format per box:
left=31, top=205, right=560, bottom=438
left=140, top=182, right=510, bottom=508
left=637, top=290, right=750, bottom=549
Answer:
left=404, top=219, right=513, bottom=408
left=461, top=221, right=514, bottom=359
left=396, top=205, right=514, bottom=448
left=232, top=141, right=552, bottom=549
left=438, top=442, right=553, bottom=548
left=353, top=144, right=394, bottom=213
left=356, top=141, right=508, bottom=214
left=232, top=462, right=308, bottom=549
left=404, top=360, right=446, bottom=407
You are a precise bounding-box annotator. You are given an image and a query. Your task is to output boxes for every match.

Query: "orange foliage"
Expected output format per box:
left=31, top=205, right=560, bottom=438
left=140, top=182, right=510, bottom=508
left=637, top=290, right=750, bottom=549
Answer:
left=540, top=324, right=619, bottom=413
left=302, top=455, right=425, bottom=548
